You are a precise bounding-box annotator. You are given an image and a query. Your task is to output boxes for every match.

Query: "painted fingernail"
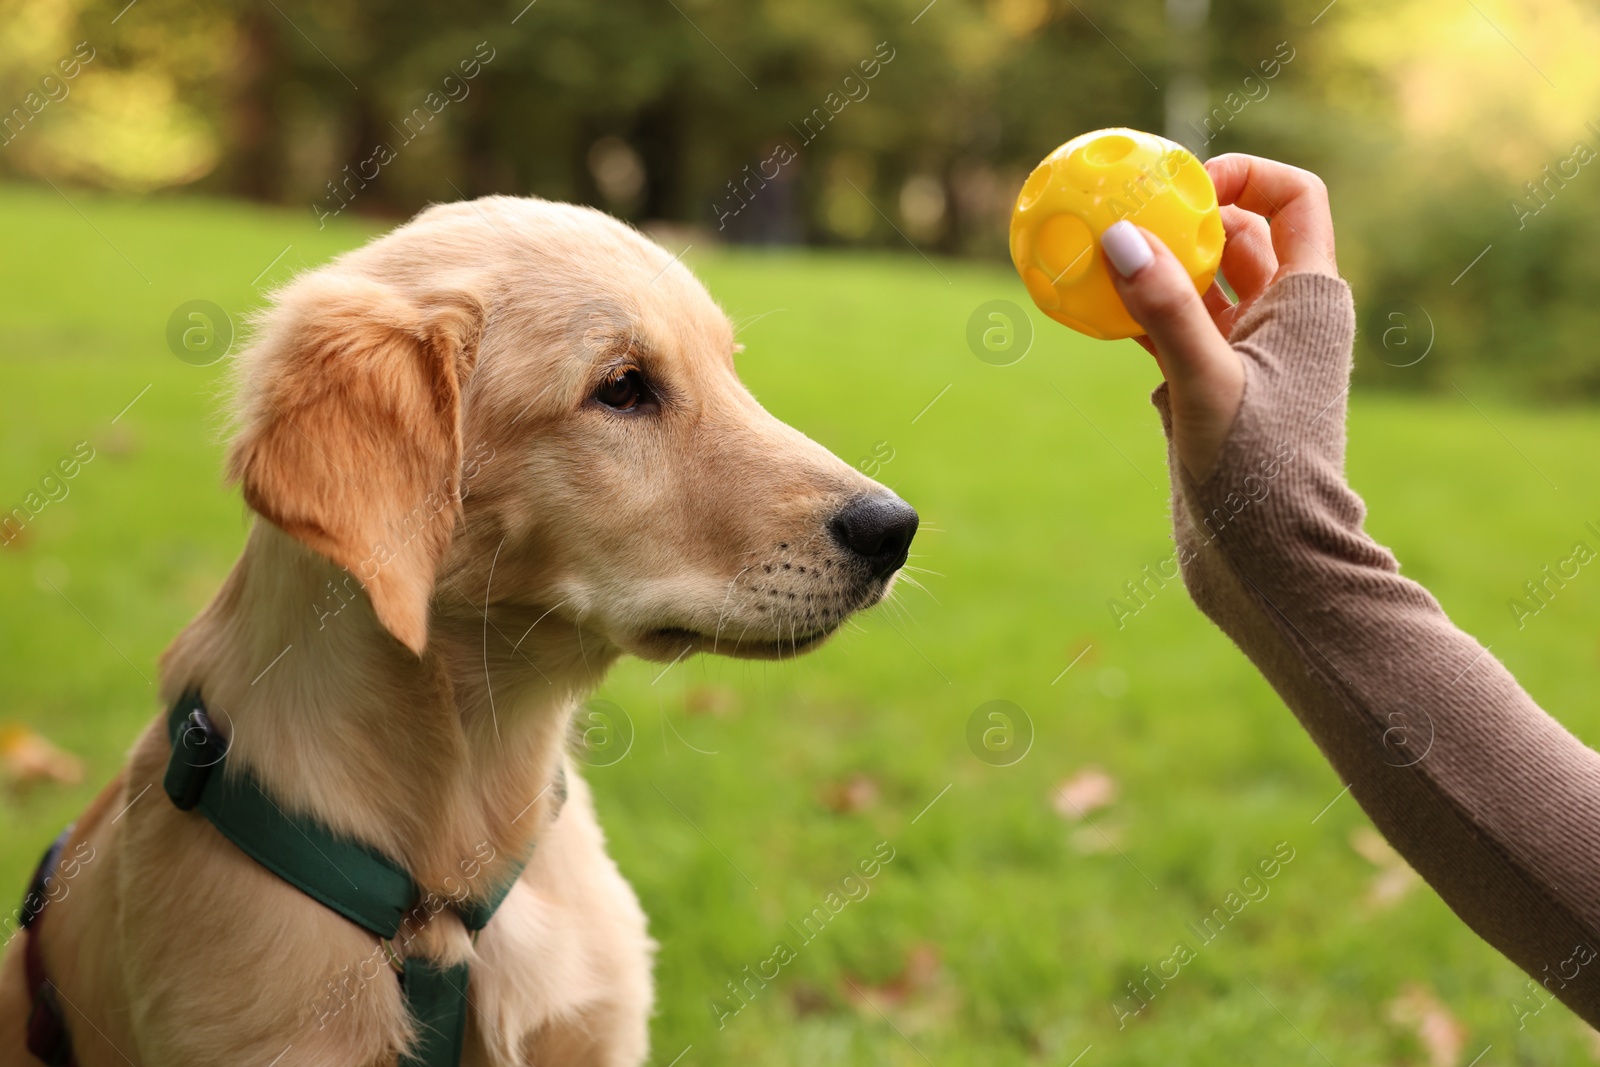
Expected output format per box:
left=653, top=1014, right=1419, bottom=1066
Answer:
left=1101, top=220, right=1153, bottom=278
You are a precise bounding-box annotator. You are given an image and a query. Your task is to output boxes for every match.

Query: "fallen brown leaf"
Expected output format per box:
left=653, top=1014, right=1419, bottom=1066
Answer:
left=841, top=943, right=941, bottom=1009
left=0, top=524, right=32, bottom=552
left=1053, top=766, right=1117, bottom=821
left=1062, top=638, right=1098, bottom=669
left=1583, top=1022, right=1600, bottom=1059
left=1386, top=982, right=1466, bottom=1067
left=684, top=684, right=740, bottom=718
left=788, top=982, right=833, bottom=1018
left=100, top=426, right=139, bottom=459
left=818, top=773, right=879, bottom=814
left=0, top=723, right=84, bottom=789
left=1350, top=826, right=1422, bottom=909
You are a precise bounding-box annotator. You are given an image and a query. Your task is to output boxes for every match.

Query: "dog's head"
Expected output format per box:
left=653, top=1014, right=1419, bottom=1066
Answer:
left=228, top=197, right=915, bottom=662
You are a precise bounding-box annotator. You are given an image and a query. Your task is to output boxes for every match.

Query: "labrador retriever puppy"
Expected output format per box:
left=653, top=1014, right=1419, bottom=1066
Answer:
left=0, top=197, right=917, bottom=1066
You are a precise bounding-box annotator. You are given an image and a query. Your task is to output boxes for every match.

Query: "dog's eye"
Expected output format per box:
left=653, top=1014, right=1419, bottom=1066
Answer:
left=595, top=367, right=648, bottom=411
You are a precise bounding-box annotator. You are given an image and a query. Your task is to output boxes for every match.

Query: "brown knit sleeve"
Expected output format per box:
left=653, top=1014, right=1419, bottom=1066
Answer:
left=1154, top=272, right=1600, bottom=1022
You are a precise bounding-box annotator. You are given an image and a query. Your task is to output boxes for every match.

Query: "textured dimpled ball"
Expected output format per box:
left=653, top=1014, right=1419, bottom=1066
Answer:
left=1010, top=128, right=1224, bottom=341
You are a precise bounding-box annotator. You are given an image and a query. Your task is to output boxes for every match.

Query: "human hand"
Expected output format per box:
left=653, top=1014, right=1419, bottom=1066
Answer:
left=1100, top=154, right=1341, bottom=481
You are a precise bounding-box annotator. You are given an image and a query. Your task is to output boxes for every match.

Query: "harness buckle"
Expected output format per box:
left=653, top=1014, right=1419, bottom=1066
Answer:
left=382, top=937, right=406, bottom=976
left=163, top=706, right=227, bottom=811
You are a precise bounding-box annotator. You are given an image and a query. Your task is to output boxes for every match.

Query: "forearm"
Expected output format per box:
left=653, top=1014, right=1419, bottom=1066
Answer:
left=1160, top=274, right=1600, bottom=1020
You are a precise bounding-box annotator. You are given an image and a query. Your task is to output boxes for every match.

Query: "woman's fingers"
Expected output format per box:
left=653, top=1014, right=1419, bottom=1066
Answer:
left=1201, top=281, right=1236, bottom=334
left=1097, top=154, right=1337, bottom=480
left=1102, top=222, right=1229, bottom=373
left=1205, top=154, right=1338, bottom=279
left=1218, top=205, right=1277, bottom=304
left=1102, top=221, right=1244, bottom=481
left=1201, top=280, right=1235, bottom=316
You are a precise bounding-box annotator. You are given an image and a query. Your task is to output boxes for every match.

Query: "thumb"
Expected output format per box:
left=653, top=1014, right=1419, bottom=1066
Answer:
left=1101, top=221, right=1229, bottom=379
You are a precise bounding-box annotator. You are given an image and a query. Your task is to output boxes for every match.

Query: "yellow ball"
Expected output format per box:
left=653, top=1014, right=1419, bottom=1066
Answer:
left=1010, top=128, right=1224, bottom=341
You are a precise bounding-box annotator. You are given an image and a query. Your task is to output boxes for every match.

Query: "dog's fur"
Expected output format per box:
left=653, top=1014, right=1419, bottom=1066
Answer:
left=0, top=197, right=908, bottom=1066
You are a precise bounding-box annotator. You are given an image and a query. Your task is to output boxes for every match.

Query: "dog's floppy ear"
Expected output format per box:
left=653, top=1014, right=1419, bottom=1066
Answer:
left=227, top=274, right=483, bottom=656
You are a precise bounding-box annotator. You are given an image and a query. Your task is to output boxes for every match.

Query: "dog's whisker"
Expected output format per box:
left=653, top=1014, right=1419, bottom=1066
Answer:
left=573, top=610, right=592, bottom=673
left=482, top=536, right=507, bottom=747
left=732, top=616, right=756, bottom=652
left=876, top=592, right=915, bottom=629
left=441, top=576, right=553, bottom=687
left=711, top=567, right=751, bottom=657
left=514, top=597, right=571, bottom=652
left=895, top=572, right=941, bottom=606
left=732, top=307, right=787, bottom=335
left=663, top=700, right=718, bottom=756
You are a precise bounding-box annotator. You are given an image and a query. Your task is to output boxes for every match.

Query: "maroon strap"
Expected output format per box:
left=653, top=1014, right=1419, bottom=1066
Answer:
left=20, top=830, right=77, bottom=1067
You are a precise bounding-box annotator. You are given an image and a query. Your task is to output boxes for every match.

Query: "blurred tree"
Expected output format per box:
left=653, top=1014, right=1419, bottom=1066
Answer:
left=1, top=0, right=1596, bottom=394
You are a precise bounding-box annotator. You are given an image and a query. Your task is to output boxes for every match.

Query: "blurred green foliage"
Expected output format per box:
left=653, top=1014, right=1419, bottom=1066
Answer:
left=0, top=0, right=1597, bottom=373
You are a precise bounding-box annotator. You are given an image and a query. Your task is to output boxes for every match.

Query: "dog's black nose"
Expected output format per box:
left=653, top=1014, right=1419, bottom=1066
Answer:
left=830, top=495, right=919, bottom=579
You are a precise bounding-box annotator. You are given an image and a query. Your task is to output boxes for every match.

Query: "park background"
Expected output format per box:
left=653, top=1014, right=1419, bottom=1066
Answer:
left=4, top=0, right=1600, bottom=1063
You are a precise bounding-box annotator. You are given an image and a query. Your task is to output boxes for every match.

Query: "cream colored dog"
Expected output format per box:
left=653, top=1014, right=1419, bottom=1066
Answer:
left=0, top=197, right=918, bottom=1066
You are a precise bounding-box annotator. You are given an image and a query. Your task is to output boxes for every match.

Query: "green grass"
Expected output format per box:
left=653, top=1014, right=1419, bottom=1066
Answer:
left=5, top=182, right=1600, bottom=1064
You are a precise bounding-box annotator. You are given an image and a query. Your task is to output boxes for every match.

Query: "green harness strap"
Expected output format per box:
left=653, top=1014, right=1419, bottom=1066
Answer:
left=162, top=691, right=530, bottom=1067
